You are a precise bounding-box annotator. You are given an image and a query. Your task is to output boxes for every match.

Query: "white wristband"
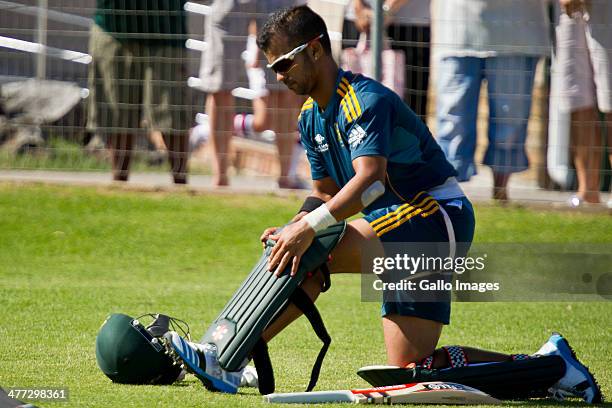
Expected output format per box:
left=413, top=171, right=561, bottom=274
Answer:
left=302, top=204, right=337, bottom=232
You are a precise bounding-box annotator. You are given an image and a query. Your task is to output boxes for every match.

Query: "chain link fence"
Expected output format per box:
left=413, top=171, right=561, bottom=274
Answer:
left=0, top=1, right=610, bottom=203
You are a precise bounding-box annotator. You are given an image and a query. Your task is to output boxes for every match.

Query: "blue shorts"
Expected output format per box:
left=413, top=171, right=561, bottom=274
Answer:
left=363, top=195, right=475, bottom=324
left=435, top=56, right=539, bottom=181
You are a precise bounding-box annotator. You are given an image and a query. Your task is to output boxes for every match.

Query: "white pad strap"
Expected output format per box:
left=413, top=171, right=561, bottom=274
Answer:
left=437, top=205, right=456, bottom=259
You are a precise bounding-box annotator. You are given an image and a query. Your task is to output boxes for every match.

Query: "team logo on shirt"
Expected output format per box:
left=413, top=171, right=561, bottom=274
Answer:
left=348, top=124, right=366, bottom=149
left=314, top=133, right=329, bottom=153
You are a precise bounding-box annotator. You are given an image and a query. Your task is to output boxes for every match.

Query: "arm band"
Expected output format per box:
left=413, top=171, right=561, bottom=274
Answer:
left=298, top=196, right=326, bottom=214
left=361, top=180, right=385, bottom=207
left=302, top=204, right=337, bottom=233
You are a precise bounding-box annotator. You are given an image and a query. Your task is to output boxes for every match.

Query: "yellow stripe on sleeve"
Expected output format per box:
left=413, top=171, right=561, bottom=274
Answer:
left=348, top=86, right=362, bottom=117
left=340, top=98, right=353, bottom=123
left=343, top=94, right=358, bottom=121
left=301, top=98, right=314, bottom=111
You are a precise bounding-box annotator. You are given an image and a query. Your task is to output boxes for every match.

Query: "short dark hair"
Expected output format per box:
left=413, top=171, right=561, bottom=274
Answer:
left=257, top=6, right=331, bottom=55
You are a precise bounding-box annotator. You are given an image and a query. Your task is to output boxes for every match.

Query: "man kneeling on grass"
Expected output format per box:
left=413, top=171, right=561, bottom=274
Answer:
left=108, top=6, right=602, bottom=403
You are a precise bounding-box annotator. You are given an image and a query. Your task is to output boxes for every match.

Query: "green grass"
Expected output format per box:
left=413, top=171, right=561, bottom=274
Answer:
left=0, top=137, right=195, bottom=173
left=0, top=183, right=610, bottom=407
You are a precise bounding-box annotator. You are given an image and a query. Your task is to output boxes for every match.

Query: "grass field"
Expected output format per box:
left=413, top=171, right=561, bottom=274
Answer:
left=0, top=183, right=610, bottom=407
left=0, top=137, right=193, bottom=174
left=0, top=137, right=218, bottom=176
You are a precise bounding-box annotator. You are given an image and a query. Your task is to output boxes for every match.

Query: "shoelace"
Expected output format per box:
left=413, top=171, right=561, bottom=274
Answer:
left=549, top=387, right=584, bottom=401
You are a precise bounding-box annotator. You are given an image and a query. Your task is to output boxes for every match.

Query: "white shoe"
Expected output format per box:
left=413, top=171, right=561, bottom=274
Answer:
left=163, top=331, right=242, bottom=394
left=534, top=333, right=602, bottom=403
left=240, top=365, right=259, bottom=388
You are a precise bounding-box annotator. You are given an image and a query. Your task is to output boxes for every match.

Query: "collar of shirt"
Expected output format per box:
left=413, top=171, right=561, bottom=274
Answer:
left=319, top=69, right=346, bottom=120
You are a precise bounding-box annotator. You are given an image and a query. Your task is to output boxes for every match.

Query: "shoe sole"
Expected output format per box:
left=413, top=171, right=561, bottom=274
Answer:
left=556, top=334, right=603, bottom=404
left=164, top=336, right=238, bottom=394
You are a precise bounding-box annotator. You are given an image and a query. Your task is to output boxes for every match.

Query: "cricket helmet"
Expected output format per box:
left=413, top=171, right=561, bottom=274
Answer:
left=95, top=313, right=189, bottom=385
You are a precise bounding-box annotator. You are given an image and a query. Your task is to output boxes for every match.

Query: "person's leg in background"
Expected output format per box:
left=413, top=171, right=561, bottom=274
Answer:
left=572, top=107, right=612, bottom=207
left=239, top=18, right=306, bottom=189
left=483, top=56, right=538, bottom=201
left=162, top=132, right=189, bottom=184
left=554, top=8, right=612, bottom=205
left=196, top=3, right=250, bottom=187
left=107, top=134, right=134, bottom=181
left=606, top=112, right=612, bottom=207
left=244, top=91, right=304, bottom=188
left=268, top=91, right=305, bottom=189
left=87, top=24, right=139, bottom=182
left=341, top=17, right=360, bottom=50
left=555, top=11, right=601, bottom=204
left=571, top=107, right=601, bottom=203
left=144, top=42, right=189, bottom=184
left=110, top=38, right=142, bottom=182
left=583, top=3, right=612, bottom=204
left=206, top=91, right=234, bottom=186
left=410, top=24, right=431, bottom=120
left=388, top=23, right=430, bottom=120
left=234, top=19, right=270, bottom=140
left=435, top=56, right=482, bottom=182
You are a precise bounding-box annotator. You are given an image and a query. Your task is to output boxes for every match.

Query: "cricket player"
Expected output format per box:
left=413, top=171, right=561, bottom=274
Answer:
left=253, top=6, right=601, bottom=403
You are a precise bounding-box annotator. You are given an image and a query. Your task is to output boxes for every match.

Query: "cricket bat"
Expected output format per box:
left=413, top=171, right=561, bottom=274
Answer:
left=264, top=381, right=501, bottom=404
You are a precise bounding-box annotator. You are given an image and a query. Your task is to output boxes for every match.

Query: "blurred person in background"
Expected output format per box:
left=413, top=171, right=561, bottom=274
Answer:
left=553, top=0, right=612, bottom=207
left=87, top=0, right=190, bottom=184
left=197, top=1, right=307, bottom=188
left=343, top=0, right=431, bottom=119
left=432, top=0, right=551, bottom=201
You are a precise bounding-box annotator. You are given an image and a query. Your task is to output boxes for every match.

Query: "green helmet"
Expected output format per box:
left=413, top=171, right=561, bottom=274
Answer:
left=95, top=313, right=182, bottom=385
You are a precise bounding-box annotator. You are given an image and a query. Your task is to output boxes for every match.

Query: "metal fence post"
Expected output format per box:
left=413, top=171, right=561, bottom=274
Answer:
left=36, top=0, right=47, bottom=79
left=370, top=0, right=382, bottom=81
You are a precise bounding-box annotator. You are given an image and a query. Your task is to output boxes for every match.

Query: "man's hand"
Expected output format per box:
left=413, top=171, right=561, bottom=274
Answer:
left=354, top=6, right=373, bottom=33
left=354, top=0, right=398, bottom=33
left=266, top=220, right=315, bottom=277
left=560, top=0, right=586, bottom=15
left=259, top=210, right=308, bottom=250
left=260, top=226, right=279, bottom=249
left=291, top=211, right=308, bottom=223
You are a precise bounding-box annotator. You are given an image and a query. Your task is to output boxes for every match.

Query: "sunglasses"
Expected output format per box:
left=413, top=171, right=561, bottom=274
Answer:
left=267, top=34, right=324, bottom=74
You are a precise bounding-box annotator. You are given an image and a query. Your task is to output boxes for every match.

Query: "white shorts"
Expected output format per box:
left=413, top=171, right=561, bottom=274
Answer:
left=552, top=5, right=612, bottom=113
left=198, top=0, right=299, bottom=93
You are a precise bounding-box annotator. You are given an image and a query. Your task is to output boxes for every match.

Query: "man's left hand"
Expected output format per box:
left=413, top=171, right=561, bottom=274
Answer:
left=267, top=220, right=315, bottom=277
